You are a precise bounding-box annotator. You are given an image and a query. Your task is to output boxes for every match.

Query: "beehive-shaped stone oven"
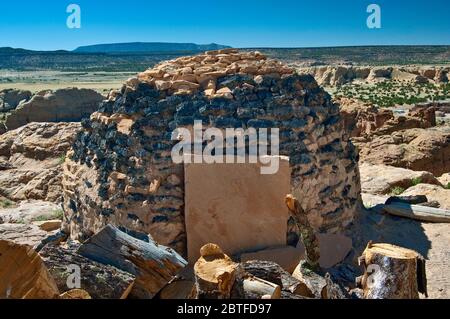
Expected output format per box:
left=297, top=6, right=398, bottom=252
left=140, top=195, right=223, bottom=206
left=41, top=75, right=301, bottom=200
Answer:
left=62, top=49, right=361, bottom=256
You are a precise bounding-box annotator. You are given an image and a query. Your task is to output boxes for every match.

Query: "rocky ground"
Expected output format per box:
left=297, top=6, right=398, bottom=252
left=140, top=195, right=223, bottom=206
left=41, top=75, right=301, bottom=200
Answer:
left=0, top=50, right=449, bottom=299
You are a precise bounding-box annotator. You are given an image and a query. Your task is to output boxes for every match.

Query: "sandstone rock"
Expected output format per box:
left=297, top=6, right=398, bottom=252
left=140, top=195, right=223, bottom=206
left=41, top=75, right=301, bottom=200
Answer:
left=0, top=223, right=55, bottom=248
left=0, top=240, right=59, bottom=299
left=0, top=200, right=61, bottom=224
left=356, top=128, right=450, bottom=176
left=338, top=98, right=436, bottom=138
left=32, top=220, right=62, bottom=232
left=300, top=65, right=449, bottom=86
left=4, top=88, right=104, bottom=131
left=185, top=156, right=291, bottom=263
left=402, top=184, right=450, bottom=210
left=438, top=173, right=450, bottom=187
left=359, top=163, right=441, bottom=195
left=0, top=122, right=80, bottom=203
left=0, top=89, right=32, bottom=113
left=316, top=233, right=352, bottom=269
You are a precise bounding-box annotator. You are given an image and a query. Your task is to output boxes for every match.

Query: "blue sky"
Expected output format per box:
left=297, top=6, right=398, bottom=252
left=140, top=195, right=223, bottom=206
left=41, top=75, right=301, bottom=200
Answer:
left=0, top=0, right=449, bottom=50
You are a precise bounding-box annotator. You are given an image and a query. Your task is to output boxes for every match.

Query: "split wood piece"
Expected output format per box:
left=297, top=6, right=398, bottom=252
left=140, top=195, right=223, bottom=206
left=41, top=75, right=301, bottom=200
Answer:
left=381, top=202, right=450, bottom=223
left=0, top=240, right=59, bottom=299
left=193, top=243, right=243, bottom=299
left=243, top=275, right=281, bottom=299
left=285, top=194, right=320, bottom=270
left=39, top=243, right=135, bottom=299
left=292, top=260, right=327, bottom=298
left=322, top=273, right=351, bottom=299
left=356, top=242, right=427, bottom=299
left=59, top=289, right=92, bottom=299
left=242, top=260, right=310, bottom=299
left=77, top=224, right=187, bottom=299
left=156, top=266, right=196, bottom=299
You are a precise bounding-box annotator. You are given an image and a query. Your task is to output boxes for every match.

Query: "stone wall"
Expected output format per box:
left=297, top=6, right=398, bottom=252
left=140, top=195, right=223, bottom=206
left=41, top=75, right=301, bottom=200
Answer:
left=62, top=50, right=361, bottom=256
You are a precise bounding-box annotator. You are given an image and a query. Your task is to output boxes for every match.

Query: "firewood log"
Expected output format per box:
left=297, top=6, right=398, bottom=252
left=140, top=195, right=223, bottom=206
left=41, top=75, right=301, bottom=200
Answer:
left=357, top=242, right=427, bottom=299
left=243, top=275, right=281, bottom=299
left=77, top=224, right=187, bottom=299
left=193, top=243, right=243, bottom=299
left=381, top=202, right=450, bottom=223
left=39, top=243, right=135, bottom=299
left=0, top=240, right=59, bottom=299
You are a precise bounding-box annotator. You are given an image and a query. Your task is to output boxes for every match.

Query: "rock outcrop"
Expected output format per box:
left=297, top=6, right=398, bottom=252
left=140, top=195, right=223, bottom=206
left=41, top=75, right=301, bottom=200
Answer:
left=359, top=163, right=441, bottom=195
left=3, top=88, right=104, bottom=131
left=338, top=98, right=436, bottom=138
left=0, top=122, right=81, bottom=203
left=62, top=50, right=361, bottom=256
left=301, top=65, right=449, bottom=86
left=402, top=184, right=450, bottom=210
left=0, top=89, right=32, bottom=112
left=355, top=128, right=450, bottom=176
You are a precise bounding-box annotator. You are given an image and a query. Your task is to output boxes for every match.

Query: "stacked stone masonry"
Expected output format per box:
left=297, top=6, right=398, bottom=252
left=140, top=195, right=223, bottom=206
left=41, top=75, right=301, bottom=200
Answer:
left=62, top=49, right=361, bottom=256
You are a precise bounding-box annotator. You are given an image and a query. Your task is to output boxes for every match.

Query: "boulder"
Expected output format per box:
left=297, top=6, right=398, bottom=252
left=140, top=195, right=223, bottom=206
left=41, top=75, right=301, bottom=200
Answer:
left=0, top=223, right=55, bottom=248
left=4, top=88, right=104, bottom=131
left=359, top=163, right=441, bottom=195
left=356, top=128, right=450, bottom=176
left=438, top=173, right=450, bottom=187
left=402, top=184, right=450, bottom=210
left=32, top=220, right=62, bottom=232
left=0, top=122, right=80, bottom=203
left=0, top=89, right=32, bottom=113
left=0, top=200, right=61, bottom=224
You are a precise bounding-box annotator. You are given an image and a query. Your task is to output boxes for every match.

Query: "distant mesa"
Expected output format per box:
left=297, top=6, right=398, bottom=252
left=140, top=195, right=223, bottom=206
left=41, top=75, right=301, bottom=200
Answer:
left=73, top=42, right=232, bottom=53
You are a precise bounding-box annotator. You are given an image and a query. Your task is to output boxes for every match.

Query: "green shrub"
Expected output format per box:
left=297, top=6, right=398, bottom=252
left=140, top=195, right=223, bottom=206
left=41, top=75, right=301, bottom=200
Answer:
left=0, top=199, right=14, bottom=208
left=445, top=183, right=450, bottom=190
left=411, top=177, right=422, bottom=186
left=58, top=154, right=66, bottom=165
left=32, top=209, right=64, bottom=222
left=391, top=186, right=405, bottom=196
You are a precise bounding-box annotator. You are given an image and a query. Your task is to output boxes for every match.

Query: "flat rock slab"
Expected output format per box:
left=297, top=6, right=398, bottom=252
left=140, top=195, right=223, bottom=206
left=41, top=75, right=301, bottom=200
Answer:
left=240, top=233, right=352, bottom=273
left=359, top=163, right=440, bottom=195
left=240, top=245, right=305, bottom=273
left=0, top=200, right=61, bottom=224
left=185, top=157, right=291, bottom=263
left=0, top=223, right=54, bottom=248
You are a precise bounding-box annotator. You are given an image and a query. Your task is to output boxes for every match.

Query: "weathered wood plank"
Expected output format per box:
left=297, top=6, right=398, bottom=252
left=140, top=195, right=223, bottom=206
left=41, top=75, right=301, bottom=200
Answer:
left=77, top=224, right=187, bottom=299
left=39, top=243, right=135, bottom=299
left=381, top=202, right=450, bottom=223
